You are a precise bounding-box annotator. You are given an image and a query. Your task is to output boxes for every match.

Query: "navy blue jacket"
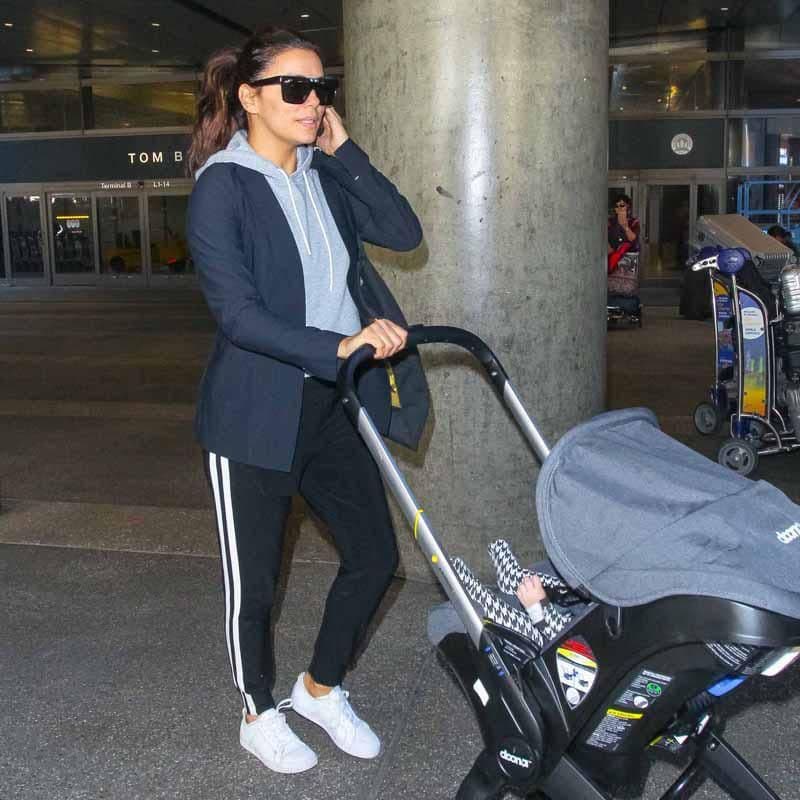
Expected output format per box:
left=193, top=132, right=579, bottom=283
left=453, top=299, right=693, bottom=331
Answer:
left=187, top=139, right=424, bottom=470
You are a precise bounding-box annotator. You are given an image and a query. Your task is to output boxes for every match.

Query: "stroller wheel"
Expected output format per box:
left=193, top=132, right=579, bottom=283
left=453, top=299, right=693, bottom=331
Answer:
left=693, top=402, right=721, bottom=435
left=718, top=438, right=758, bottom=476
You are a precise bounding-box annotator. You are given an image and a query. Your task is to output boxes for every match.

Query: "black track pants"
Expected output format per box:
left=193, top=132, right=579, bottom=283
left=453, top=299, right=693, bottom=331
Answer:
left=204, top=377, right=398, bottom=715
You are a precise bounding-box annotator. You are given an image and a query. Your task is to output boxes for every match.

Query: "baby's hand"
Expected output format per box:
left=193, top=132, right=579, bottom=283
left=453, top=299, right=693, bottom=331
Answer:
left=516, top=575, right=546, bottom=607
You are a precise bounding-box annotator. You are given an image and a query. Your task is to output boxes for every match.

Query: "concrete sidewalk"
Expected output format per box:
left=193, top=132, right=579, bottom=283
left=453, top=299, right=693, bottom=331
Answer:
left=3, top=542, right=799, bottom=800
left=2, top=292, right=799, bottom=799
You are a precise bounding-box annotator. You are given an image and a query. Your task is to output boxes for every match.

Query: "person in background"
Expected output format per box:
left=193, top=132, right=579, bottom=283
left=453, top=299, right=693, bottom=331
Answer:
left=608, top=194, right=640, bottom=274
left=608, top=194, right=640, bottom=255
left=768, top=224, right=800, bottom=258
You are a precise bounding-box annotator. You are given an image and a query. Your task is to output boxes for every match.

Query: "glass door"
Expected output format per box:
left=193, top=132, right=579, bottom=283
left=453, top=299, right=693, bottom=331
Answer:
left=640, top=180, right=724, bottom=284
left=96, top=193, right=144, bottom=283
left=146, top=193, right=194, bottom=284
left=5, top=193, right=47, bottom=283
left=697, top=183, right=721, bottom=218
left=0, top=197, right=5, bottom=283
left=643, top=183, right=691, bottom=283
left=50, top=193, right=96, bottom=284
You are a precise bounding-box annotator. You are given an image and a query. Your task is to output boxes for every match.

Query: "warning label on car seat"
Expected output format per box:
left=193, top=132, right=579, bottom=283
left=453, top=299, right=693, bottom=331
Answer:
left=556, top=637, right=598, bottom=709
left=615, top=669, right=672, bottom=712
left=586, top=669, right=672, bottom=752
left=586, top=708, right=643, bottom=751
left=706, top=642, right=760, bottom=672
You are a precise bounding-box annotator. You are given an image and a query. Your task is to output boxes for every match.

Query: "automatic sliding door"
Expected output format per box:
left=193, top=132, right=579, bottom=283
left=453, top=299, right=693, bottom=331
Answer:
left=148, top=194, right=193, bottom=282
left=697, top=184, right=721, bottom=217
left=0, top=203, right=5, bottom=282
left=51, top=194, right=96, bottom=283
left=97, top=194, right=143, bottom=282
left=644, top=184, right=691, bottom=282
left=6, top=194, right=46, bottom=282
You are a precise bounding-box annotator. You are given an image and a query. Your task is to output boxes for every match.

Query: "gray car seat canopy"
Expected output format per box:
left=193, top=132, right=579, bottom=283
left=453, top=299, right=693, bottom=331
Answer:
left=536, top=408, right=800, bottom=620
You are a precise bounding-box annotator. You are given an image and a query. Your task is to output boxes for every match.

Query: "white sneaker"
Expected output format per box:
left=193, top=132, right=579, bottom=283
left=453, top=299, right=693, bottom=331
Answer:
left=289, top=673, right=381, bottom=759
left=239, top=699, right=318, bottom=774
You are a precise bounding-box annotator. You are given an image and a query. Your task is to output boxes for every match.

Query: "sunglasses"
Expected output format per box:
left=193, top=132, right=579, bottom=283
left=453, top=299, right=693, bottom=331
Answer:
left=614, top=202, right=628, bottom=208
left=249, top=75, right=339, bottom=106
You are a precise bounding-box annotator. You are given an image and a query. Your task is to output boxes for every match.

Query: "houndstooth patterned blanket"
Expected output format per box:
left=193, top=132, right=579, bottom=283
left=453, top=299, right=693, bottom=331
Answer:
left=448, top=540, right=575, bottom=649
left=451, top=556, right=546, bottom=649
left=488, top=539, right=575, bottom=639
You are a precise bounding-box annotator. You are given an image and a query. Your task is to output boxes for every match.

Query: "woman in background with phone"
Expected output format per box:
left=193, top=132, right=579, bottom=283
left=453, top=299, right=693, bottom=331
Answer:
left=607, top=193, right=640, bottom=272
left=187, top=27, right=422, bottom=775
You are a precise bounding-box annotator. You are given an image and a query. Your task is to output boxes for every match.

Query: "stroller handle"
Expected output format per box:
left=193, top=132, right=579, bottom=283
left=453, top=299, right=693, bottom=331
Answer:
left=336, top=324, right=550, bottom=463
left=335, top=324, right=550, bottom=649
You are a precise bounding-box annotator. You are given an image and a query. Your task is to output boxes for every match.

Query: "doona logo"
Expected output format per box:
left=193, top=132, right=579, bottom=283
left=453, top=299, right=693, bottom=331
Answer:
left=670, top=133, right=694, bottom=156
left=499, top=749, right=532, bottom=769
left=776, top=523, right=800, bottom=544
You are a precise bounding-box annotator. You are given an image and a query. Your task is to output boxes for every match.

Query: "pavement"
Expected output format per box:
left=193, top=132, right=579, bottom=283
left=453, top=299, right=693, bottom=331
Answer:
left=1, top=288, right=799, bottom=800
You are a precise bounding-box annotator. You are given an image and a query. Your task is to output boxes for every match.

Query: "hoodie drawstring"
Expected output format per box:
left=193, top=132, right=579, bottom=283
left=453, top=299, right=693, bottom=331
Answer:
left=283, top=172, right=312, bottom=257
left=279, top=171, right=335, bottom=294
left=304, top=172, right=334, bottom=292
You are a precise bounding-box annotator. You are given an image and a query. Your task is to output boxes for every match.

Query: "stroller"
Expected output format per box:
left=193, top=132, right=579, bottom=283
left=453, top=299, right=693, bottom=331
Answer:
left=338, top=326, right=800, bottom=800
left=691, top=247, right=800, bottom=475
left=607, top=251, right=642, bottom=328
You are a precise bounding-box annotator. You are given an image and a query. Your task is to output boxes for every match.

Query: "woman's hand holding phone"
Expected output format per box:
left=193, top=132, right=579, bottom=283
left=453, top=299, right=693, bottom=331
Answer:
left=316, top=107, right=349, bottom=156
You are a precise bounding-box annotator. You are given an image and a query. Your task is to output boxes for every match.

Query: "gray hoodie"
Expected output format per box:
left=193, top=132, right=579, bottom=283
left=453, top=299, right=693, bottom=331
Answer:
left=196, top=130, right=361, bottom=339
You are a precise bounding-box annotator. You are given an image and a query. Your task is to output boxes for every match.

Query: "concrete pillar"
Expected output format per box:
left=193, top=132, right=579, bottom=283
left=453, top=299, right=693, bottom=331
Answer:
left=343, top=0, right=609, bottom=581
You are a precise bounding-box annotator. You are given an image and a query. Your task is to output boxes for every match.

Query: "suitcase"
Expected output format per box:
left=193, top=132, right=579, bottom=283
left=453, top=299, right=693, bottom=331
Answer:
left=607, top=252, right=639, bottom=297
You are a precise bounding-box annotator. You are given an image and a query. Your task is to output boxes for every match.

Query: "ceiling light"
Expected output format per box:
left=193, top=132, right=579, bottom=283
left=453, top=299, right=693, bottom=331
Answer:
left=657, top=98, right=663, bottom=103
left=619, top=106, right=624, bottom=111
left=152, top=49, right=159, bottom=53
left=3, top=22, right=13, bottom=28
left=720, top=7, right=729, bottom=11
left=300, top=12, right=311, bottom=18
left=25, top=48, right=33, bottom=53
left=622, top=85, right=627, bottom=90
left=151, top=22, right=160, bottom=27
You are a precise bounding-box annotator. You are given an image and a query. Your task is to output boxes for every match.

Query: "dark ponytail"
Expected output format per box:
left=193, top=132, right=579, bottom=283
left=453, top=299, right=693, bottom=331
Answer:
left=188, top=27, right=322, bottom=177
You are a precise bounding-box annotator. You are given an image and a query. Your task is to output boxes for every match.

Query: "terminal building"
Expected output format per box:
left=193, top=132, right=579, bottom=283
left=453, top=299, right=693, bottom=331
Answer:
left=0, top=2, right=799, bottom=290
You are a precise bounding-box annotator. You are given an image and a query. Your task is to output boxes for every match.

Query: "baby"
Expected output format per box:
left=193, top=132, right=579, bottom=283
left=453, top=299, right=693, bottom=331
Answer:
left=488, top=538, right=574, bottom=638
left=450, top=539, right=573, bottom=649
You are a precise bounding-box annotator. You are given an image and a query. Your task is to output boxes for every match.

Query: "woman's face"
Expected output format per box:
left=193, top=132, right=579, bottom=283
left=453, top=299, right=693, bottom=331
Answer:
left=242, top=48, right=325, bottom=149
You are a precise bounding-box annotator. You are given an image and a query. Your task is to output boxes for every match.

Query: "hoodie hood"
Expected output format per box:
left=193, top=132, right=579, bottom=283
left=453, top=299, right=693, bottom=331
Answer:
left=194, top=129, right=361, bottom=344
left=195, top=129, right=314, bottom=180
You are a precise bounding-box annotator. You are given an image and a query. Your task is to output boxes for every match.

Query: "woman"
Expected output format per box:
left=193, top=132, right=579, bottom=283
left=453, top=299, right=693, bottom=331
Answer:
left=187, top=28, right=422, bottom=774
left=607, top=194, right=640, bottom=272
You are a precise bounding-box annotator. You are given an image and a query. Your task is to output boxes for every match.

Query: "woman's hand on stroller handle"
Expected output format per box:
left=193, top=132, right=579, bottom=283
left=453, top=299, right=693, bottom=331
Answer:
left=337, top=318, right=407, bottom=361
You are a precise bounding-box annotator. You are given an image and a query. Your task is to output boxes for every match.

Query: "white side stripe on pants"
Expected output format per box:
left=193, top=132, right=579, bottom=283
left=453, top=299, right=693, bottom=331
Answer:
left=208, top=452, right=256, bottom=715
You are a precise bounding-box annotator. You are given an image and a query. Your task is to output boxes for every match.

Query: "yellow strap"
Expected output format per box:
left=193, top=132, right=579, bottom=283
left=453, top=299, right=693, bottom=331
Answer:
left=386, top=363, right=402, bottom=409
left=413, top=508, right=424, bottom=540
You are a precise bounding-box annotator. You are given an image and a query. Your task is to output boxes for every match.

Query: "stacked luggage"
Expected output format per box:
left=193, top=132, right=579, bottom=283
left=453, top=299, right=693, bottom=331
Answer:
left=607, top=251, right=642, bottom=327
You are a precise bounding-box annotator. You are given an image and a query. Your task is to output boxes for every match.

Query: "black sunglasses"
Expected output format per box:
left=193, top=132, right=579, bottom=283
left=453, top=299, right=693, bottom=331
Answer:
left=249, top=75, right=339, bottom=106
left=614, top=202, right=628, bottom=208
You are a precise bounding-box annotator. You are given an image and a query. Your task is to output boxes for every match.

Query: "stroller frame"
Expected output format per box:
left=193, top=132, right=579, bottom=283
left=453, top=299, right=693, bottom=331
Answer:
left=338, top=326, right=797, bottom=800
left=694, top=267, right=800, bottom=475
